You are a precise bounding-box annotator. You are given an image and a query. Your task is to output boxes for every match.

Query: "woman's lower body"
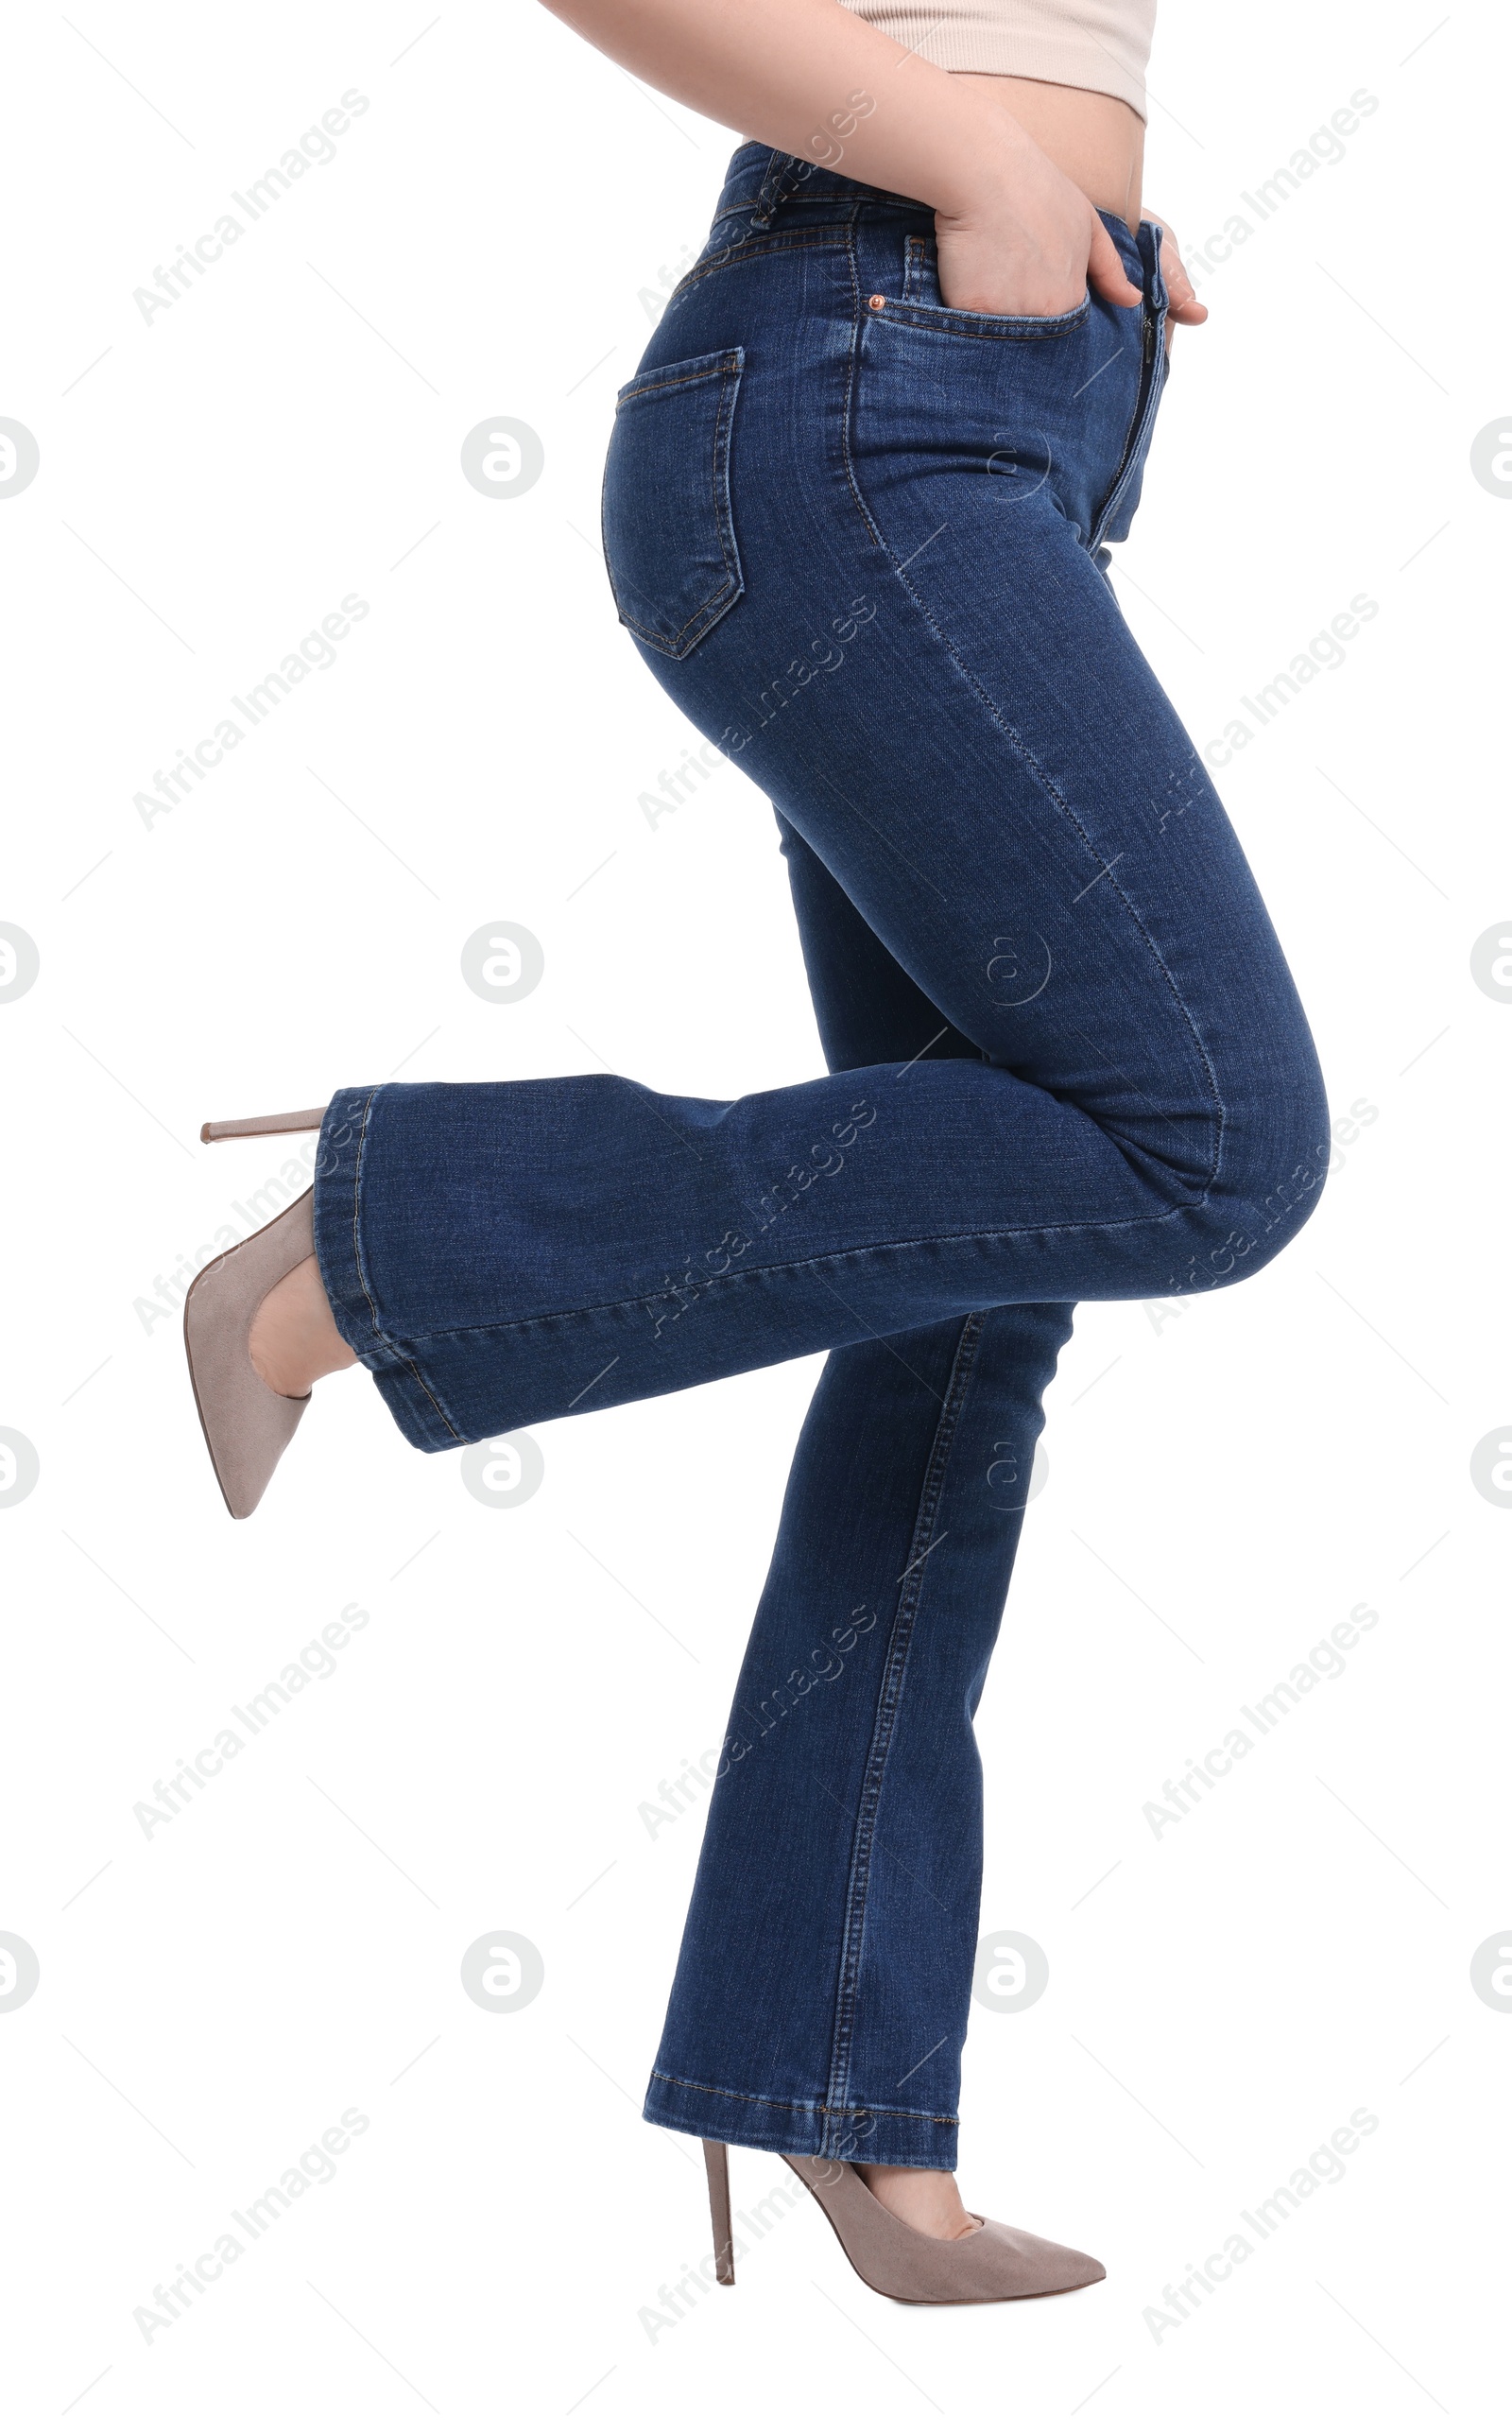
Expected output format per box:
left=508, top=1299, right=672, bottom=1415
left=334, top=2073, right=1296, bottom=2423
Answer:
left=308, top=147, right=1329, bottom=2171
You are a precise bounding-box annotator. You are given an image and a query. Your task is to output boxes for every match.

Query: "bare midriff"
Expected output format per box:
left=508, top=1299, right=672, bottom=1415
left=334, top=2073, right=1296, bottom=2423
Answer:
left=953, top=74, right=1144, bottom=229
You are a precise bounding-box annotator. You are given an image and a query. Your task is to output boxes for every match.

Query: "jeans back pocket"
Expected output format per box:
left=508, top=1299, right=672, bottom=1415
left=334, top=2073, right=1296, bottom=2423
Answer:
left=601, top=348, right=745, bottom=661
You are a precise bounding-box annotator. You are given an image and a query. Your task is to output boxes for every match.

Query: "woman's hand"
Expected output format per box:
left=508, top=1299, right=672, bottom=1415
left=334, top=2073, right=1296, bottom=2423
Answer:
left=1145, top=216, right=1209, bottom=348
left=935, top=148, right=1143, bottom=316
left=542, top=0, right=1198, bottom=332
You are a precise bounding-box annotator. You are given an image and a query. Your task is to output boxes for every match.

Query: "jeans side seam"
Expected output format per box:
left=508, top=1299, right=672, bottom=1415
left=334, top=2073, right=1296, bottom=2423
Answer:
left=391, top=1359, right=463, bottom=1443
left=347, top=1088, right=386, bottom=1340
left=843, top=464, right=1228, bottom=1195
left=911, top=566, right=1227, bottom=1189
left=933, top=596, right=1227, bottom=1189
left=821, top=1309, right=987, bottom=2147
left=384, top=1195, right=1208, bottom=1357
left=348, top=1088, right=465, bottom=1444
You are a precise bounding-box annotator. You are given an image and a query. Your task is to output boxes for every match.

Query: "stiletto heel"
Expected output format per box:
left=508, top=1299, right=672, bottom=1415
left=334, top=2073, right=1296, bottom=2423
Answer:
left=702, top=2142, right=735, bottom=2285
left=781, top=2155, right=1105, bottom=2304
left=201, top=1106, right=328, bottom=1145
left=183, top=1107, right=330, bottom=1519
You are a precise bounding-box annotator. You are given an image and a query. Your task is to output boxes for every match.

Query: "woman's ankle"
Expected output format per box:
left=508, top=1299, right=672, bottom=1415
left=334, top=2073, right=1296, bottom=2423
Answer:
left=854, top=2162, right=980, bottom=2240
left=249, top=1256, right=358, bottom=1397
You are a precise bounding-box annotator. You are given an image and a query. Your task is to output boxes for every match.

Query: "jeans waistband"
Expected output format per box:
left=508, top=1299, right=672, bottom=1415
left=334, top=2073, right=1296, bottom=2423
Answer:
left=713, top=143, right=1163, bottom=301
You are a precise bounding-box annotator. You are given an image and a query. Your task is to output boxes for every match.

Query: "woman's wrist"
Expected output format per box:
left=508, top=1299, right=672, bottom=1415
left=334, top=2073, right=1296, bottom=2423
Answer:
left=541, top=0, right=1050, bottom=224
left=913, top=86, right=1043, bottom=219
left=849, top=75, right=1044, bottom=222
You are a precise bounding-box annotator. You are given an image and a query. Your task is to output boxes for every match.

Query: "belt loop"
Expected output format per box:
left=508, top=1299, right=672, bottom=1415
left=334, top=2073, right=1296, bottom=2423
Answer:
left=748, top=148, right=801, bottom=230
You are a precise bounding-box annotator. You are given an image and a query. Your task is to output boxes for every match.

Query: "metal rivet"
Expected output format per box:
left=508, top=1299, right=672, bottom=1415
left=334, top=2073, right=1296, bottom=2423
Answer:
left=868, top=294, right=885, bottom=311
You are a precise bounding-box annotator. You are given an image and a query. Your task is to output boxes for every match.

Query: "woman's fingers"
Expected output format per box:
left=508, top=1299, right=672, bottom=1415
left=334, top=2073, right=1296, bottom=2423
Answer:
left=1086, top=212, right=1143, bottom=308
left=1149, top=216, right=1209, bottom=325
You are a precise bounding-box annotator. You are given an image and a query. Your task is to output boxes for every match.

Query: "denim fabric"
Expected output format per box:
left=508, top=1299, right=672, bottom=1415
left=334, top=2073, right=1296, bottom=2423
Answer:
left=315, top=147, right=1329, bottom=2166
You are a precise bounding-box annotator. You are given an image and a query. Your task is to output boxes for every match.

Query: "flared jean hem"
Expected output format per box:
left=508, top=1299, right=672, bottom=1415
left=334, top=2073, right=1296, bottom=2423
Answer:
left=314, top=1087, right=464, bottom=1453
left=644, top=2067, right=959, bottom=2169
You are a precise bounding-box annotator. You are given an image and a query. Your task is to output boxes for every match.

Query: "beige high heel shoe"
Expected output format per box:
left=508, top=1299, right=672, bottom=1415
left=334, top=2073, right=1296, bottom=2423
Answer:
left=701, top=2143, right=1105, bottom=2305
left=182, top=1108, right=328, bottom=1519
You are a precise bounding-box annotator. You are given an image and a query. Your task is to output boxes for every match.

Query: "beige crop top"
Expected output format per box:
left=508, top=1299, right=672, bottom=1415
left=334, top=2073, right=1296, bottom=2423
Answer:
left=837, top=0, right=1156, bottom=119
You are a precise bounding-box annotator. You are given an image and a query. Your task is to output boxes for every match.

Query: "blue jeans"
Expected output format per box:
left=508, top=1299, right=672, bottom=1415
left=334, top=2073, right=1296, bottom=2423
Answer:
left=314, top=147, right=1330, bottom=2168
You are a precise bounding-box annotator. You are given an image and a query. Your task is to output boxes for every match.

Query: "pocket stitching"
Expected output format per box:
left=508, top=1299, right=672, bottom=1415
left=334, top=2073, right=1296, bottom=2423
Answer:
left=881, top=297, right=1092, bottom=341
left=608, top=350, right=745, bottom=659
left=616, top=353, right=738, bottom=407
left=890, top=239, right=1091, bottom=339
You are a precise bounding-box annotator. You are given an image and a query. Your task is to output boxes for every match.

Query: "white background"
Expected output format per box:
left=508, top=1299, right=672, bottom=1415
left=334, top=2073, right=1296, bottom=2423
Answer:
left=2, top=0, right=1506, bottom=2423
